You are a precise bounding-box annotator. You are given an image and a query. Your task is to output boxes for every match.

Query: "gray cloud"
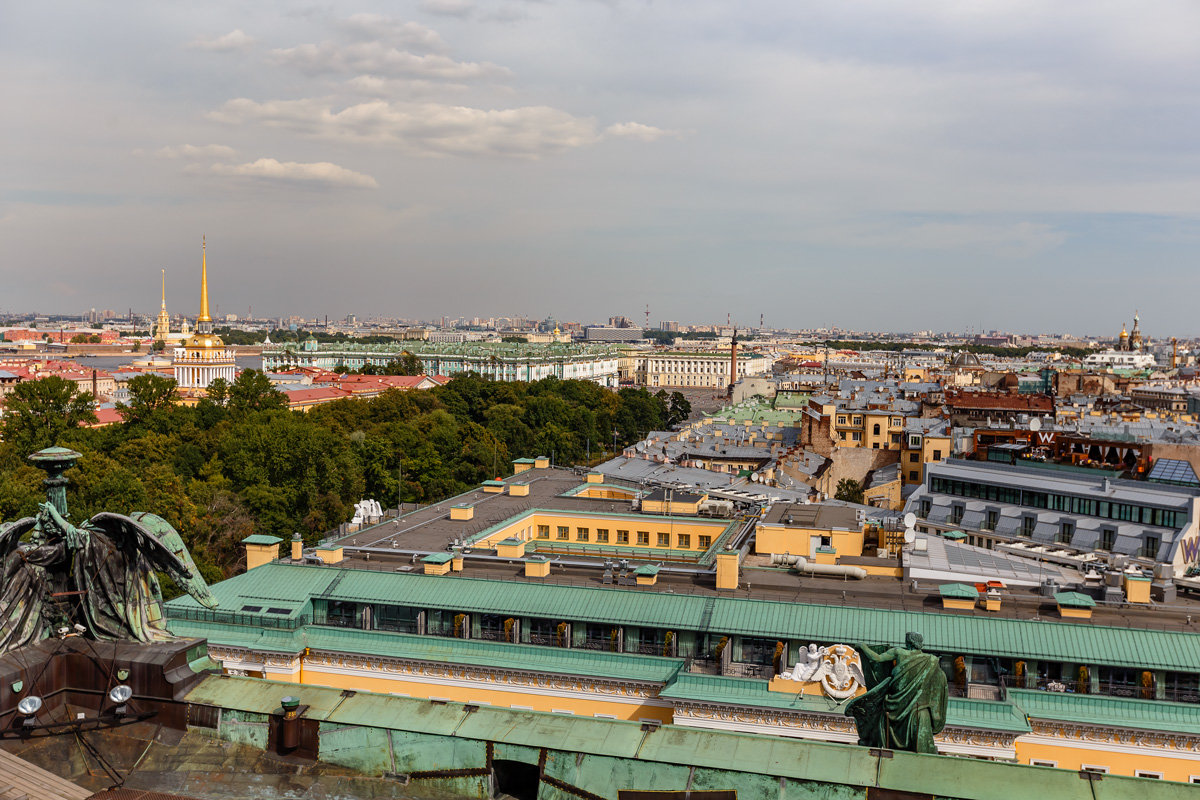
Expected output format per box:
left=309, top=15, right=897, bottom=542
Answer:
left=419, top=0, right=475, bottom=18
left=8, top=2, right=1200, bottom=331
left=269, top=41, right=510, bottom=82
left=187, top=29, right=255, bottom=52
left=153, top=144, right=237, bottom=160
left=209, top=98, right=604, bottom=158
left=336, top=14, right=448, bottom=51
left=604, top=122, right=680, bottom=142
left=209, top=158, right=379, bottom=188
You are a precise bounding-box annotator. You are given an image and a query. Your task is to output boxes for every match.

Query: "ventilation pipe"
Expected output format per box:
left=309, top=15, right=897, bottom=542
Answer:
left=770, top=553, right=867, bottom=579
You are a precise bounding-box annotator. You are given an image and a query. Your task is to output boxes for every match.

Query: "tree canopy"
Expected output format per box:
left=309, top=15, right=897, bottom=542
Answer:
left=0, top=372, right=670, bottom=593
left=0, top=375, right=96, bottom=456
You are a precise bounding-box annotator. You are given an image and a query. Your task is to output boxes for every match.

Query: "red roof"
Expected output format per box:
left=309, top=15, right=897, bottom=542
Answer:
left=285, top=387, right=353, bottom=406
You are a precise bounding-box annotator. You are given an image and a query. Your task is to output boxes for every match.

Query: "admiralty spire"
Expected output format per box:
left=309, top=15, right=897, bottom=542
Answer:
left=173, top=237, right=236, bottom=391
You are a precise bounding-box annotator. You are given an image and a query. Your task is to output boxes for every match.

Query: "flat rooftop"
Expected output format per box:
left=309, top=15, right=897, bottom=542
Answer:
left=760, top=502, right=860, bottom=530
left=328, top=468, right=638, bottom=552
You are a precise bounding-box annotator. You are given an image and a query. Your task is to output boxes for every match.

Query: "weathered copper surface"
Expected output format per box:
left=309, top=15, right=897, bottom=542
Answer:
left=0, top=448, right=216, bottom=655
left=845, top=632, right=949, bottom=754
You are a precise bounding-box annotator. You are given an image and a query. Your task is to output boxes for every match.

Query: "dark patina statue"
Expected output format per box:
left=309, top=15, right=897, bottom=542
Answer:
left=0, top=447, right=217, bottom=655
left=845, top=632, right=948, bottom=754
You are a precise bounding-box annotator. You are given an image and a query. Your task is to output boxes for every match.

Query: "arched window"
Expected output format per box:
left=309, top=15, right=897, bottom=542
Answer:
left=873, top=423, right=881, bottom=435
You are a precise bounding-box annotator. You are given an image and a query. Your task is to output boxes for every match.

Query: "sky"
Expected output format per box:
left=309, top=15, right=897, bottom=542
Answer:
left=3, top=1, right=1200, bottom=335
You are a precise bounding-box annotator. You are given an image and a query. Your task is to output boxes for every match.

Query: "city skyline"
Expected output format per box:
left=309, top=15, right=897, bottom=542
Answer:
left=4, top=3, right=1200, bottom=331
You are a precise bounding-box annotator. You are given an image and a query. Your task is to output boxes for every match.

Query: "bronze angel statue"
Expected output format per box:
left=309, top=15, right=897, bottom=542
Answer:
left=0, top=448, right=217, bottom=655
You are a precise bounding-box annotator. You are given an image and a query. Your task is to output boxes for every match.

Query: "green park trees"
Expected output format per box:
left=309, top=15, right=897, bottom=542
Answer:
left=0, top=375, right=96, bottom=456
left=0, top=371, right=674, bottom=591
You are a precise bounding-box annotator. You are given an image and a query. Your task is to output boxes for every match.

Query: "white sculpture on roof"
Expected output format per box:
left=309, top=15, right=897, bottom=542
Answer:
left=781, top=643, right=866, bottom=700
left=352, top=498, right=384, bottom=525
left=782, top=643, right=822, bottom=682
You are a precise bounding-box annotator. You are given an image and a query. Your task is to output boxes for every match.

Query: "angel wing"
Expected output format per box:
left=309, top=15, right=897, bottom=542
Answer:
left=806, top=656, right=831, bottom=685
left=129, top=512, right=219, bottom=609
left=0, top=517, right=36, bottom=562
left=87, top=512, right=217, bottom=609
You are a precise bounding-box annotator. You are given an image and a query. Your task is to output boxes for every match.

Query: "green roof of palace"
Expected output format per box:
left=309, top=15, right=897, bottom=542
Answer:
left=168, top=619, right=683, bottom=684
left=1008, top=689, right=1200, bottom=735
left=166, top=562, right=1200, bottom=673
left=422, top=552, right=454, bottom=564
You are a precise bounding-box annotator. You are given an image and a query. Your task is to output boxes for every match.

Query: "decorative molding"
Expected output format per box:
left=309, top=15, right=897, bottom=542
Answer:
left=673, top=701, right=1018, bottom=757
left=304, top=649, right=660, bottom=698
left=208, top=644, right=666, bottom=706
left=1025, top=722, right=1200, bottom=759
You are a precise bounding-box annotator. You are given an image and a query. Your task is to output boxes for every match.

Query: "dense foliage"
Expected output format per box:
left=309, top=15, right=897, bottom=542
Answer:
left=213, top=327, right=396, bottom=345
left=0, top=371, right=674, bottom=584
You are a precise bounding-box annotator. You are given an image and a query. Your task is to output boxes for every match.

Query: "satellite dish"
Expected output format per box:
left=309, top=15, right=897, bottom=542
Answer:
left=903, top=512, right=917, bottom=529
left=903, top=529, right=916, bottom=544
left=1029, top=418, right=1042, bottom=432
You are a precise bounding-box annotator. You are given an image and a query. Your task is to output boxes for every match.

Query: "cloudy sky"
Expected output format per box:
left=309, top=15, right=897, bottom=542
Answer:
left=3, top=1, right=1199, bottom=334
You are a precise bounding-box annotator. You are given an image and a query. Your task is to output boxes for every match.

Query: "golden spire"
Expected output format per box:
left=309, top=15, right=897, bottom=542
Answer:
left=161, top=269, right=167, bottom=311
left=198, top=236, right=211, bottom=322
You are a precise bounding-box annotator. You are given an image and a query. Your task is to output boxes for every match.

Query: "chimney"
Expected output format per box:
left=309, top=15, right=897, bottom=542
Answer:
left=291, top=532, right=303, bottom=560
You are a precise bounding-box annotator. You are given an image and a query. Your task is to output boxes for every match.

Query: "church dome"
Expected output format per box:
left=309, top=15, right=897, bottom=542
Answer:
left=949, top=351, right=981, bottom=368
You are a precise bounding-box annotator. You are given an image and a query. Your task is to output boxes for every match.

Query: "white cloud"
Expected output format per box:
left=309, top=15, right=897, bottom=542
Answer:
left=187, top=29, right=255, bottom=52
left=210, top=158, right=379, bottom=188
left=604, top=122, right=680, bottom=142
left=210, top=98, right=606, bottom=158
left=419, top=0, right=475, bottom=18
left=337, top=14, right=448, bottom=52
left=153, top=144, right=237, bottom=160
left=344, top=75, right=469, bottom=98
left=269, top=41, right=510, bottom=82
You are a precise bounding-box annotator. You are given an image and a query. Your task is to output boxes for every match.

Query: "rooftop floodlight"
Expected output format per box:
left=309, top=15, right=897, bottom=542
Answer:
left=108, top=685, right=133, bottom=705
left=17, top=695, right=43, bottom=729
left=17, top=696, right=43, bottom=716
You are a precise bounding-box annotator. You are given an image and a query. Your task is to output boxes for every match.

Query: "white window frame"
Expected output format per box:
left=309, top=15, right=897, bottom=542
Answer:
left=1135, top=771, right=1162, bottom=780
left=1080, top=765, right=1109, bottom=774
left=1029, top=760, right=1056, bottom=768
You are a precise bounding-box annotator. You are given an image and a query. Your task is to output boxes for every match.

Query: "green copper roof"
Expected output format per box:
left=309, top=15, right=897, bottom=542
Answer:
left=1009, top=689, right=1200, bottom=735
left=1054, top=591, right=1096, bottom=608
left=242, top=534, right=283, bottom=545
left=167, top=562, right=1200, bottom=673
left=183, top=676, right=1182, bottom=800
left=939, top=583, right=979, bottom=599
left=168, top=618, right=682, bottom=684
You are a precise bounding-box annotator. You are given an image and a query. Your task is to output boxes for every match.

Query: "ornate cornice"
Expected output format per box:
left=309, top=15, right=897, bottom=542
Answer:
left=672, top=700, right=1019, bottom=749
left=305, top=649, right=659, bottom=697
left=1030, top=720, right=1200, bottom=753
left=208, top=644, right=659, bottom=698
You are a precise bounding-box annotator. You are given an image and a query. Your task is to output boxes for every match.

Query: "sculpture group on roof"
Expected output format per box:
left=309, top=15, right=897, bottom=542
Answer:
left=0, top=447, right=217, bottom=656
